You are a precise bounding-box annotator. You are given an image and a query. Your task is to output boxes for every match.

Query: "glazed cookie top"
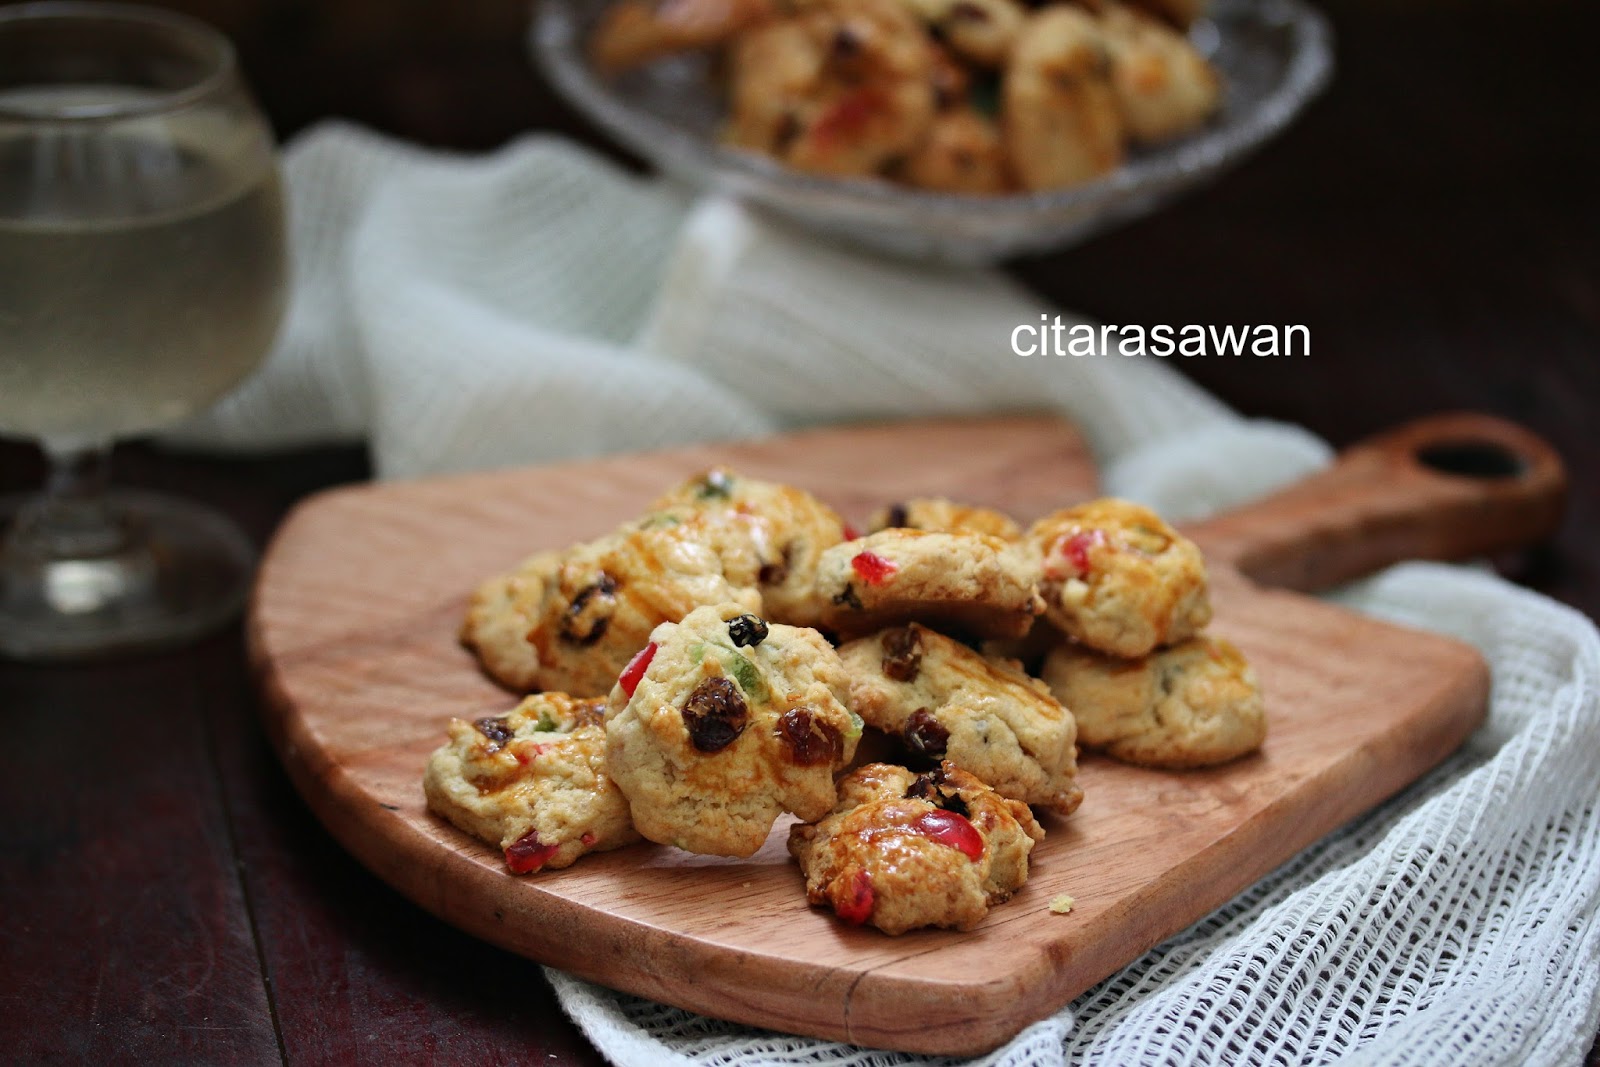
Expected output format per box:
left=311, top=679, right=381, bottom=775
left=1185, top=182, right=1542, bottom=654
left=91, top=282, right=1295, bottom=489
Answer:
left=528, top=515, right=762, bottom=697
left=1026, top=497, right=1211, bottom=658
left=604, top=603, right=862, bottom=857
left=813, top=528, right=1045, bottom=641
left=422, top=692, right=639, bottom=873
left=840, top=622, right=1083, bottom=814
left=646, top=468, right=849, bottom=627
left=787, top=761, right=1044, bottom=935
left=867, top=497, right=1023, bottom=541
left=1040, top=634, right=1266, bottom=769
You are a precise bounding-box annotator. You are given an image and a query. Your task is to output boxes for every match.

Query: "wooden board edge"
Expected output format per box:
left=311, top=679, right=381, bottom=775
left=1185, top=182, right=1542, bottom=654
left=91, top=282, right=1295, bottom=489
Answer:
left=247, top=599, right=1493, bottom=1057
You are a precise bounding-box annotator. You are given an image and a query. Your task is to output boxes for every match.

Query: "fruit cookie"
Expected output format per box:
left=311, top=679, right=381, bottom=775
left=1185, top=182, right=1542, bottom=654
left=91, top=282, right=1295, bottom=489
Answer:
left=1003, top=5, right=1123, bottom=191
left=788, top=761, right=1044, bottom=934
left=1100, top=1, right=1220, bottom=144
left=528, top=515, right=762, bottom=697
left=423, top=693, right=640, bottom=873
left=1039, top=634, right=1265, bottom=768
left=813, top=529, right=1044, bottom=641
left=1027, top=497, right=1210, bottom=658
left=867, top=497, right=1022, bottom=541
left=605, top=603, right=862, bottom=858
left=898, top=0, right=1026, bottom=68
left=647, top=468, right=849, bottom=627
left=460, top=549, right=559, bottom=693
left=723, top=0, right=936, bottom=179
left=839, top=623, right=1084, bottom=813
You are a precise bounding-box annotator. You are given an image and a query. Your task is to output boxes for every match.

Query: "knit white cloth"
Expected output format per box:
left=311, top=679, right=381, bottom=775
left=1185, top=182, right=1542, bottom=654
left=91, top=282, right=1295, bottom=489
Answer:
left=183, top=124, right=1600, bottom=1067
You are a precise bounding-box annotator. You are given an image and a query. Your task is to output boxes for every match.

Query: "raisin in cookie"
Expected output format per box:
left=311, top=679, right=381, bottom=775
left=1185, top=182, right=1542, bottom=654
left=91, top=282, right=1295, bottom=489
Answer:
left=647, top=468, right=848, bottom=627
left=840, top=623, right=1083, bottom=814
left=1040, top=634, right=1266, bottom=768
left=460, top=550, right=559, bottom=693
left=1027, top=498, right=1210, bottom=658
left=605, top=603, right=862, bottom=858
left=423, top=693, right=640, bottom=873
left=868, top=497, right=1022, bottom=541
left=788, top=762, right=1043, bottom=934
left=813, top=529, right=1044, bottom=641
left=528, top=515, right=762, bottom=697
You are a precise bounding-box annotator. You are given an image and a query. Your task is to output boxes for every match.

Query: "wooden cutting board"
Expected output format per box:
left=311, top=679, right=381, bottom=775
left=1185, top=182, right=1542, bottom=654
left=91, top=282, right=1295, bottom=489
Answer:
left=249, top=413, right=1565, bottom=1056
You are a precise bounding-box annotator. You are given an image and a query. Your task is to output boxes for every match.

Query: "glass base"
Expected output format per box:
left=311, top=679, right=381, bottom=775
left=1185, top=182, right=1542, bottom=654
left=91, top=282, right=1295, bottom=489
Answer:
left=0, top=489, right=255, bottom=660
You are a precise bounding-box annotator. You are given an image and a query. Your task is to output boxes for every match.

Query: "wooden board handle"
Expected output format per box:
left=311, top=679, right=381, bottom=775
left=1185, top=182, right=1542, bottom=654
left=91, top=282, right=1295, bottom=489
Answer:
left=1185, top=413, right=1567, bottom=592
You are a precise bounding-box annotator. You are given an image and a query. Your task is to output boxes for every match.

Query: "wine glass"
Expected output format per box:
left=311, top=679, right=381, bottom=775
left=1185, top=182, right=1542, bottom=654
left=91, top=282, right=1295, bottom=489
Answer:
left=0, top=2, right=288, bottom=658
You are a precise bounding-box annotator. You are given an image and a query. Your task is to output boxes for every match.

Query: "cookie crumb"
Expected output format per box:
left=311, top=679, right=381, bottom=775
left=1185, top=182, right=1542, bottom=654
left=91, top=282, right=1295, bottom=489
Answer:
left=1048, top=894, right=1075, bottom=914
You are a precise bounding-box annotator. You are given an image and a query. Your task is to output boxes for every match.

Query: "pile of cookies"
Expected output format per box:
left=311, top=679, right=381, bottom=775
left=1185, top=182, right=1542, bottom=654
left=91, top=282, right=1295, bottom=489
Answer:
left=425, top=470, right=1264, bottom=934
left=590, top=0, right=1221, bottom=193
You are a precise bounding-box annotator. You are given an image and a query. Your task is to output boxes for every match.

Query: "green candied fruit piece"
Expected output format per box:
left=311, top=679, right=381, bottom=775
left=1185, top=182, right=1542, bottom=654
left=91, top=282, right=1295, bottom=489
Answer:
left=722, top=650, right=768, bottom=704
left=638, top=512, right=682, bottom=530
left=695, top=470, right=735, bottom=500
left=533, top=709, right=560, bottom=732
left=689, top=642, right=707, bottom=665
left=845, top=712, right=864, bottom=742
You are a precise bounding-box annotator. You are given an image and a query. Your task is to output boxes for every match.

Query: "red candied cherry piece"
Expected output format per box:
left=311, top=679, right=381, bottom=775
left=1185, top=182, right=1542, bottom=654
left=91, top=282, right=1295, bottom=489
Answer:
left=505, top=830, right=560, bottom=873
left=618, top=641, right=658, bottom=698
left=842, top=522, right=862, bottom=541
left=513, top=743, right=548, bottom=765
left=580, top=831, right=597, bottom=847
left=1050, top=529, right=1107, bottom=579
left=835, top=869, right=875, bottom=925
left=911, top=809, right=985, bottom=861
left=850, top=551, right=897, bottom=586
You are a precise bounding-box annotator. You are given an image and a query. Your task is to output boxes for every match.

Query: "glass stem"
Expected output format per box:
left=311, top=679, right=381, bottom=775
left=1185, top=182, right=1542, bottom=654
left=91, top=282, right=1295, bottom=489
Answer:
left=8, top=440, right=126, bottom=561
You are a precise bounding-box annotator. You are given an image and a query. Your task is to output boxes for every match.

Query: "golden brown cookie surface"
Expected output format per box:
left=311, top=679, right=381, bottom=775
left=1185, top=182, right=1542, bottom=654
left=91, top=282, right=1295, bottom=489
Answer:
left=459, top=549, right=559, bottom=693
left=813, top=528, right=1044, bottom=641
left=1040, top=634, right=1265, bottom=768
left=840, top=623, right=1083, bottom=813
left=423, top=693, right=640, bottom=873
left=1003, top=5, right=1124, bottom=191
left=1027, top=497, right=1210, bottom=658
left=723, top=0, right=937, bottom=178
left=867, top=496, right=1022, bottom=540
left=1101, top=1, right=1220, bottom=144
left=605, top=603, right=862, bottom=857
left=788, top=761, right=1043, bottom=934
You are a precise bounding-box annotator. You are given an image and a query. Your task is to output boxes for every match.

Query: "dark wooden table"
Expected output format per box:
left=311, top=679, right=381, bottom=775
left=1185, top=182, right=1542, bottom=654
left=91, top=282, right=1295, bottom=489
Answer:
left=2, top=0, right=1595, bottom=1062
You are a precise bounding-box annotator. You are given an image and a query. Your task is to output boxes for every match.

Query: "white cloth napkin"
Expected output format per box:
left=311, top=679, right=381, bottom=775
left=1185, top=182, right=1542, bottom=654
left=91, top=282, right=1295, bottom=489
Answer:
left=183, top=123, right=1600, bottom=1067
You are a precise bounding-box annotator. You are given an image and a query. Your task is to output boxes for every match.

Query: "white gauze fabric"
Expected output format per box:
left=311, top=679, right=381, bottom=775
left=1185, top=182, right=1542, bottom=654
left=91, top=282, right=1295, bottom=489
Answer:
left=175, top=123, right=1600, bottom=1066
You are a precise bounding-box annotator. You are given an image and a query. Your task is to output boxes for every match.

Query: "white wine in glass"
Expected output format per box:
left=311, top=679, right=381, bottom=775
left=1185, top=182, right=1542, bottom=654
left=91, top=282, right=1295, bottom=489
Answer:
left=0, top=3, right=288, bottom=658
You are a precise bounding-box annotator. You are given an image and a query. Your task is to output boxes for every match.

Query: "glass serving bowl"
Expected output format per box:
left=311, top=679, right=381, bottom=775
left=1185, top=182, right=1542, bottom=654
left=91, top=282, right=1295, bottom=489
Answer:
left=532, top=0, right=1334, bottom=263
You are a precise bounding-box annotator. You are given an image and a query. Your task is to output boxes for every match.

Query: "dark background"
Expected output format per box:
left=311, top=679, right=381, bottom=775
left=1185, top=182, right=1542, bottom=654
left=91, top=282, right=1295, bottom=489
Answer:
left=1, top=0, right=1596, bottom=1063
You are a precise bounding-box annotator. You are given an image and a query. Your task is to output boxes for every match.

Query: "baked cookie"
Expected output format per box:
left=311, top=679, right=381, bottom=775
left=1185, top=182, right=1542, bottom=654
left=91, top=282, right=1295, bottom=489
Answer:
left=647, top=468, right=848, bottom=627
left=605, top=603, right=862, bottom=857
left=897, top=0, right=1026, bottom=67
left=895, top=106, right=1013, bottom=195
left=1100, top=1, right=1219, bottom=144
left=1039, top=634, right=1265, bottom=768
left=839, top=623, right=1083, bottom=813
left=1027, top=497, right=1210, bottom=658
left=528, top=515, right=762, bottom=697
left=723, top=0, right=936, bottom=179
left=423, top=693, right=640, bottom=873
left=788, top=761, right=1044, bottom=934
left=460, top=549, right=559, bottom=693
left=867, top=497, right=1022, bottom=541
left=1003, top=5, right=1124, bottom=191
left=812, top=529, right=1044, bottom=640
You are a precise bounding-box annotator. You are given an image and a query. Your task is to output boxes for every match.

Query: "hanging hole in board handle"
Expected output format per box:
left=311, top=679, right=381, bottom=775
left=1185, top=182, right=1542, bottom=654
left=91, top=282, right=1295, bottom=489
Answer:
left=1415, top=440, right=1528, bottom=479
